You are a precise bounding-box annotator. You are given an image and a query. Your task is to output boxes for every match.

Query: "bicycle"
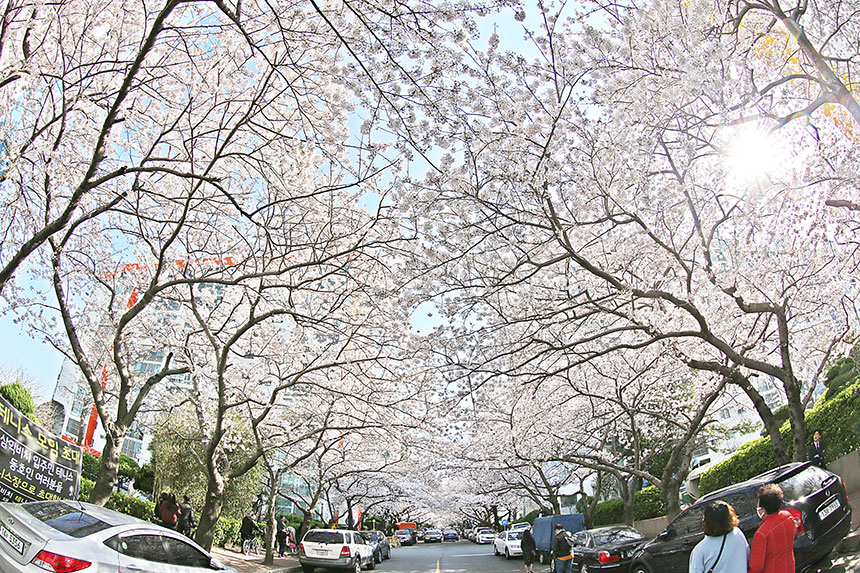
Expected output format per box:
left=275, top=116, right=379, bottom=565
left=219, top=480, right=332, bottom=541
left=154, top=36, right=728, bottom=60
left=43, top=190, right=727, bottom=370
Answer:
left=242, top=534, right=262, bottom=555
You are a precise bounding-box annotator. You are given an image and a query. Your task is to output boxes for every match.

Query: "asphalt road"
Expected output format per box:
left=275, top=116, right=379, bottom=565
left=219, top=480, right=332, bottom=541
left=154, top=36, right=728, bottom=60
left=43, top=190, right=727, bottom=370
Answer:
left=381, top=540, right=531, bottom=573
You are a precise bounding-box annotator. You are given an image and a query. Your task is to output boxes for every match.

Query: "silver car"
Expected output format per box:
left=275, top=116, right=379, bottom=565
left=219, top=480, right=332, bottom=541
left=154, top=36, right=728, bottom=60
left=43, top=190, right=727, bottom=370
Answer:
left=0, top=500, right=235, bottom=572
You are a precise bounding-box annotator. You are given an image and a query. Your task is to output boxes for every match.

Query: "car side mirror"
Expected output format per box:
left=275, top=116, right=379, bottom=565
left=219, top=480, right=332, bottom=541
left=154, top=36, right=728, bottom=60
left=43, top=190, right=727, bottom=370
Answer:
left=211, top=558, right=226, bottom=570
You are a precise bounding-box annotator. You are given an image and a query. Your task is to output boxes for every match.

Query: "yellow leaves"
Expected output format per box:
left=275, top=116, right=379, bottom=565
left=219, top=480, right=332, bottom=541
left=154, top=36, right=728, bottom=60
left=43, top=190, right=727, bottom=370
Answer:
left=821, top=104, right=858, bottom=143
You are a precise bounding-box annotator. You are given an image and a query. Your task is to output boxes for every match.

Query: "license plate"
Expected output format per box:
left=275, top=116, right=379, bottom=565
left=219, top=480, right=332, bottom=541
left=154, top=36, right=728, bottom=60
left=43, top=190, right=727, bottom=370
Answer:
left=0, top=523, right=24, bottom=554
left=818, top=499, right=840, bottom=520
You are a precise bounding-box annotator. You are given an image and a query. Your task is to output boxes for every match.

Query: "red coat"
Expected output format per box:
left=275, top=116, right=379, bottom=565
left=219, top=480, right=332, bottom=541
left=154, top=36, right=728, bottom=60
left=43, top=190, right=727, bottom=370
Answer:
left=748, top=510, right=797, bottom=573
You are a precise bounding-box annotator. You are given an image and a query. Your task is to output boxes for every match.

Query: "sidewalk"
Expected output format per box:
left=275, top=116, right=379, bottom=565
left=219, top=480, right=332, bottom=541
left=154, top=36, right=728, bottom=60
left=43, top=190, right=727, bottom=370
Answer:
left=211, top=545, right=302, bottom=573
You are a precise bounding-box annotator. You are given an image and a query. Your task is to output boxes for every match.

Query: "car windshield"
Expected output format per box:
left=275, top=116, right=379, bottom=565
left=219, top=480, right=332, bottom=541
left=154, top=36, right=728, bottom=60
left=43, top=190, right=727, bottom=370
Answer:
left=23, top=502, right=113, bottom=538
left=507, top=532, right=522, bottom=540
left=593, top=527, right=643, bottom=546
left=427, top=530, right=441, bottom=534
left=304, top=531, right=343, bottom=544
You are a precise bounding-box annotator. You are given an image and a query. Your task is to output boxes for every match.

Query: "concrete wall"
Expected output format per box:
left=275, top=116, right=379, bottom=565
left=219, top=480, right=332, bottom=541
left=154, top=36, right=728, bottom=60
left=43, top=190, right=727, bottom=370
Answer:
left=829, top=448, right=860, bottom=493
left=632, top=516, right=669, bottom=538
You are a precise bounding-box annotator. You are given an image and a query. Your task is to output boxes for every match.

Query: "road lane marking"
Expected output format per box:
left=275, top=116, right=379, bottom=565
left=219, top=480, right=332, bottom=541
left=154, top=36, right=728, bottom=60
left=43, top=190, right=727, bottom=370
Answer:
left=436, top=556, right=441, bottom=573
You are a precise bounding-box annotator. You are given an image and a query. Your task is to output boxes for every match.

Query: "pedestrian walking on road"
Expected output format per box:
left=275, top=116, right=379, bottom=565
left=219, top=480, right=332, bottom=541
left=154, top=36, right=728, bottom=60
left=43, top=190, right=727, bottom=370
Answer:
left=749, top=484, right=798, bottom=573
left=177, top=495, right=196, bottom=538
left=553, top=523, right=574, bottom=573
left=808, top=430, right=827, bottom=468
left=688, top=500, right=749, bottom=573
left=520, top=526, right=536, bottom=573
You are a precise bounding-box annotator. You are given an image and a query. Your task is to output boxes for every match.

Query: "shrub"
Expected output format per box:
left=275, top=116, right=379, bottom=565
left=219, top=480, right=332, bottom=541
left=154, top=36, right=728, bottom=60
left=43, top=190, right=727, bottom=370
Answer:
left=76, top=477, right=156, bottom=521
left=591, top=498, right=623, bottom=527
left=214, top=517, right=241, bottom=547
left=700, top=381, right=860, bottom=495
left=634, top=485, right=667, bottom=520
left=0, top=382, right=37, bottom=421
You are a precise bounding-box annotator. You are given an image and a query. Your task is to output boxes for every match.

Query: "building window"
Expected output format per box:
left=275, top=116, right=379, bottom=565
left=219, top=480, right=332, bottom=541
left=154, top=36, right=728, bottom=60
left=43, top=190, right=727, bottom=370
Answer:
left=66, top=418, right=82, bottom=438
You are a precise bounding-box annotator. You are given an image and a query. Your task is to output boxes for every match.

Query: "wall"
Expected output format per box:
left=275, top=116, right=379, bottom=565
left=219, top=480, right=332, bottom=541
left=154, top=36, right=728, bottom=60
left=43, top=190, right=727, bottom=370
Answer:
left=829, top=449, right=860, bottom=493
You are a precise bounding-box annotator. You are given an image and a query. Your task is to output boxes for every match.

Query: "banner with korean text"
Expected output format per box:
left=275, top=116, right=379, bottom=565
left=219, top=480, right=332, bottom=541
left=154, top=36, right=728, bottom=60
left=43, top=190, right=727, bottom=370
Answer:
left=0, top=396, right=82, bottom=503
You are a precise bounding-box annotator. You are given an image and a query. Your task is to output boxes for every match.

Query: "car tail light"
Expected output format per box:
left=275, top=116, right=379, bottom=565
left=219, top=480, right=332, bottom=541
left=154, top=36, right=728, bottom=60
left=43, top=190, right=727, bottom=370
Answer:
left=299, top=542, right=305, bottom=555
left=598, top=551, right=620, bottom=563
left=786, top=508, right=805, bottom=534
left=841, top=477, right=849, bottom=500
left=340, top=545, right=351, bottom=557
left=31, top=550, right=92, bottom=572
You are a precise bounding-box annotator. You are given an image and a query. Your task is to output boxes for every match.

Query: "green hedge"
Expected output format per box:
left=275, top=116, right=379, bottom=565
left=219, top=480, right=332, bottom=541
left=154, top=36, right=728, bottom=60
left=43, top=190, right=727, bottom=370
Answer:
left=77, top=478, right=156, bottom=521
left=700, top=381, right=860, bottom=495
left=591, top=485, right=667, bottom=526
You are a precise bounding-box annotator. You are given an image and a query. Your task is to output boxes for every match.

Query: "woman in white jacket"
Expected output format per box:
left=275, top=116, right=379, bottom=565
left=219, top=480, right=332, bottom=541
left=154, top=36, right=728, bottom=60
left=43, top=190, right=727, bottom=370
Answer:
left=689, top=500, right=750, bottom=573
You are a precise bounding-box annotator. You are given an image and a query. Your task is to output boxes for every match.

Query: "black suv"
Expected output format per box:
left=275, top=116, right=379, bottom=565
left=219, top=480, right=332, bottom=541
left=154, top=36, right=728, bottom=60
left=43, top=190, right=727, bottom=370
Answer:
left=629, top=462, right=852, bottom=572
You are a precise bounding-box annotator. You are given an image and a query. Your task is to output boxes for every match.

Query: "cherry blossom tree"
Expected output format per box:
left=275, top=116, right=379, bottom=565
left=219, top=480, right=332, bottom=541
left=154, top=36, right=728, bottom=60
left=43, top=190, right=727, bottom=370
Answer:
left=394, top=0, right=860, bottom=475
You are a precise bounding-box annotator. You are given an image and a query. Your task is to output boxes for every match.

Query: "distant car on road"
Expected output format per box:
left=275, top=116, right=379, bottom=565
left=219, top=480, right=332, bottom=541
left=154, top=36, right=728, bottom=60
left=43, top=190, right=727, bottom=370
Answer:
left=494, top=530, right=523, bottom=559
left=0, top=500, right=235, bottom=573
left=299, top=528, right=375, bottom=573
left=424, top=529, right=443, bottom=543
left=443, top=528, right=460, bottom=541
left=476, top=528, right=496, bottom=544
left=565, top=525, right=645, bottom=572
left=510, top=522, right=531, bottom=531
left=629, top=462, right=852, bottom=573
left=394, top=529, right=416, bottom=546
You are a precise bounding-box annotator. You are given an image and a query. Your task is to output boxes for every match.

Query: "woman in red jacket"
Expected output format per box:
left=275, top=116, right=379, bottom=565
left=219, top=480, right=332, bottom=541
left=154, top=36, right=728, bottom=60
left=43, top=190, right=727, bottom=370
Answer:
left=749, top=484, right=797, bottom=573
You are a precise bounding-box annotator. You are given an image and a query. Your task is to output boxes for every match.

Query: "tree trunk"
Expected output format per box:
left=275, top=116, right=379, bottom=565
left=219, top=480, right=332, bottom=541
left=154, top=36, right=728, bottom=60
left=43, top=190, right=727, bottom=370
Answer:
left=346, top=499, right=354, bottom=530
left=299, top=508, right=313, bottom=541
left=786, top=380, right=808, bottom=461
left=263, top=482, right=277, bottom=565
left=550, top=494, right=561, bottom=515
left=621, top=477, right=637, bottom=525
left=663, top=477, right=682, bottom=519
left=88, top=431, right=125, bottom=505
left=733, top=372, right=789, bottom=465
left=195, top=471, right=226, bottom=551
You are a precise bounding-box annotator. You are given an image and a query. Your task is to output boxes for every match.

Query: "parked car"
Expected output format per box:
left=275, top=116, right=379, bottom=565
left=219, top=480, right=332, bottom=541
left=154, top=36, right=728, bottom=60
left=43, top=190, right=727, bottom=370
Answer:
left=394, top=529, right=416, bottom=546
left=476, top=528, right=496, bottom=544
left=493, top=530, right=523, bottom=559
left=0, top=500, right=235, bottom=573
left=299, top=528, right=375, bottom=572
left=510, top=522, right=531, bottom=531
left=443, top=528, right=460, bottom=541
left=629, top=462, right=852, bottom=573
left=362, top=530, right=391, bottom=563
left=563, top=525, right=645, bottom=572
left=424, top=529, right=443, bottom=543
left=415, top=529, right=425, bottom=541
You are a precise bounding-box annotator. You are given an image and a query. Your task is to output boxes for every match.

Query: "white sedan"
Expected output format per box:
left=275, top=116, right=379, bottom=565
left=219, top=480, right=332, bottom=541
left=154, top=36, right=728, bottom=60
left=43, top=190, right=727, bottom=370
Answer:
left=0, top=500, right=235, bottom=572
left=493, top=530, right=523, bottom=559
left=476, top=529, right=496, bottom=544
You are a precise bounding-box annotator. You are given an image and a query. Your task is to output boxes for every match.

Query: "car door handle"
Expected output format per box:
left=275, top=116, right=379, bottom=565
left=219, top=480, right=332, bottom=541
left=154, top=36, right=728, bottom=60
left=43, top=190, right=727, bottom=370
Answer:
left=121, top=565, right=147, bottom=573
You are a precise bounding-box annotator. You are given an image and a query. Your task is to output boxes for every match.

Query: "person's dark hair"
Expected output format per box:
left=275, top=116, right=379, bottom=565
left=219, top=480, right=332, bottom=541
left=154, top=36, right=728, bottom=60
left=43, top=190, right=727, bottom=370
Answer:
left=758, top=483, right=784, bottom=514
left=702, top=501, right=738, bottom=536
left=554, top=523, right=564, bottom=530
left=183, top=495, right=190, bottom=503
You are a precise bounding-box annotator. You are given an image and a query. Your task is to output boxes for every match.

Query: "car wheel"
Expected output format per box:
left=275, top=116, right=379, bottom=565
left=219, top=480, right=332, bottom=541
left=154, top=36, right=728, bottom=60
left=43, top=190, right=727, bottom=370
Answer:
left=505, top=548, right=511, bottom=560
left=367, top=554, right=376, bottom=570
left=538, top=552, right=547, bottom=564
left=302, top=567, right=314, bottom=573
left=494, top=544, right=500, bottom=556
left=630, top=565, right=650, bottom=573
left=352, top=558, right=362, bottom=573
left=550, top=558, right=556, bottom=573
left=580, top=565, right=589, bottom=573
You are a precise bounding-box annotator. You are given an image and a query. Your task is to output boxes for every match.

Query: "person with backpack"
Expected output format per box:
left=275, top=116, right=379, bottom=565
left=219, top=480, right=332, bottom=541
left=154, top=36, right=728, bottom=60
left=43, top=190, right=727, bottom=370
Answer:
left=689, top=500, right=749, bottom=572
